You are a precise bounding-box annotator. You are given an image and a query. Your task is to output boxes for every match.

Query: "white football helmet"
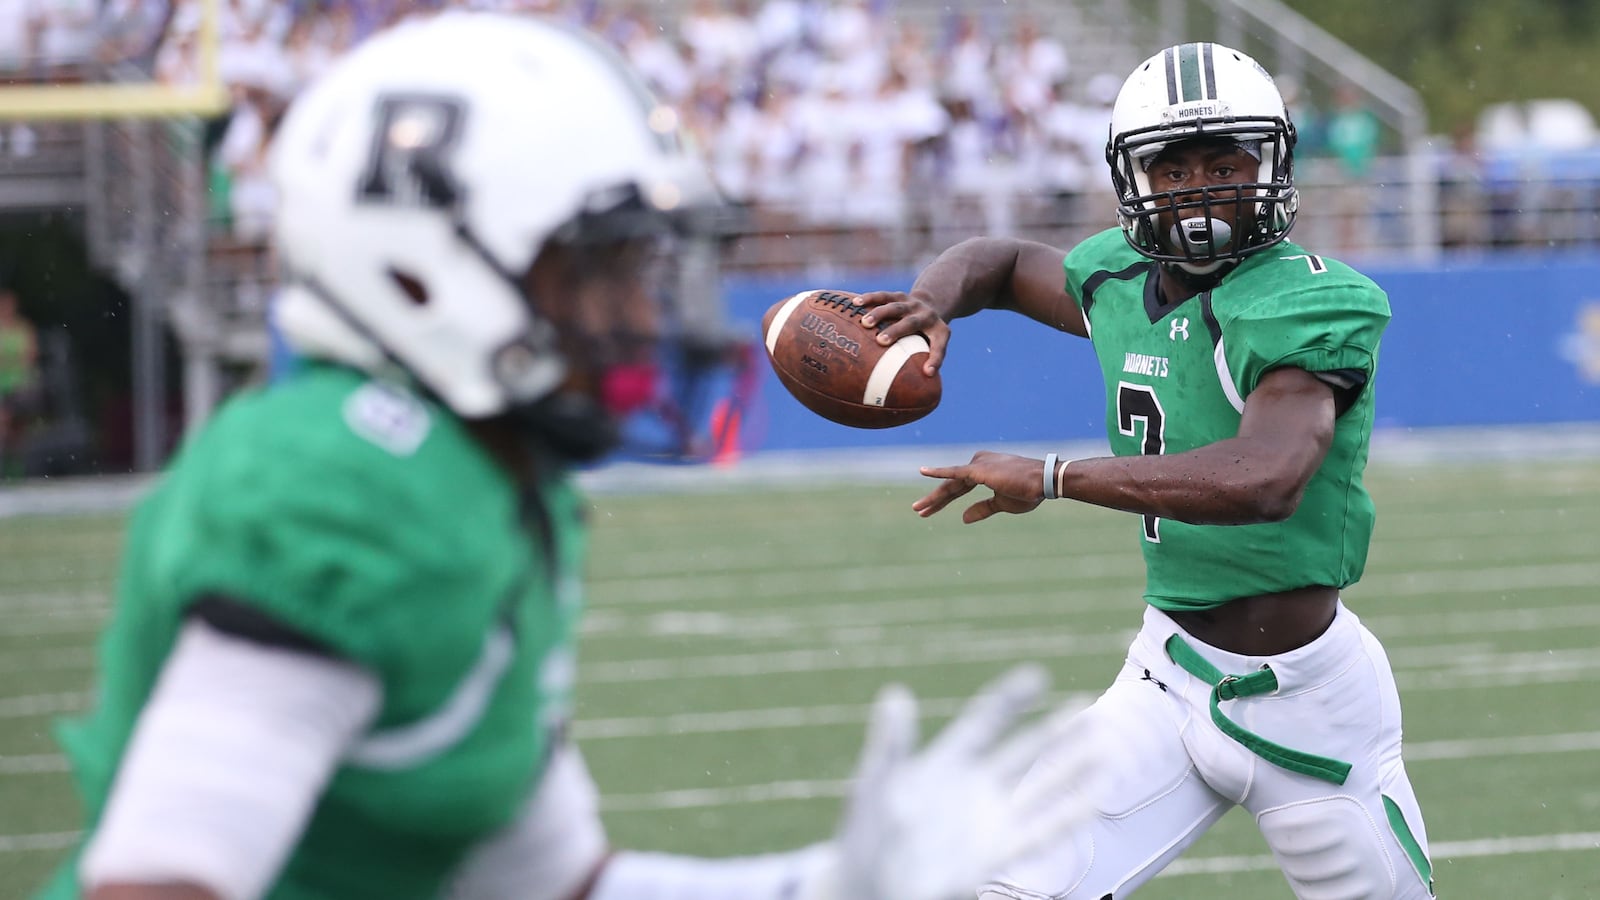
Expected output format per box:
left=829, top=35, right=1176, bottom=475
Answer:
left=1106, top=42, right=1298, bottom=271
left=270, top=12, right=710, bottom=458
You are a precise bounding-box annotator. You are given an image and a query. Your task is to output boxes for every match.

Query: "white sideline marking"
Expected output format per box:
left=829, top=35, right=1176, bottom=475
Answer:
left=9, top=721, right=1600, bottom=781
left=0, top=754, right=68, bottom=774
left=602, top=778, right=849, bottom=812
left=0, top=831, right=80, bottom=853
left=577, top=691, right=1094, bottom=740
left=0, top=691, right=90, bottom=719
left=5, top=613, right=1600, bottom=718
left=6, top=732, right=1600, bottom=854
left=1160, top=832, right=1600, bottom=878
left=587, top=519, right=1596, bottom=583
left=1405, top=730, right=1600, bottom=761
left=589, top=730, right=1600, bottom=811
left=5, top=822, right=1596, bottom=870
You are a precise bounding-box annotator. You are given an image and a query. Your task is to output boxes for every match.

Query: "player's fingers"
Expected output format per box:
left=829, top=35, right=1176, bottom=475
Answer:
left=858, top=296, right=913, bottom=329
left=925, top=664, right=1049, bottom=762
left=912, top=469, right=974, bottom=515
left=853, top=682, right=920, bottom=793
left=1009, top=715, right=1107, bottom=818
left=919, top=320, right=951, bottom=374
left=871, top=306, right=939, bottom=345
left=914, top=479, right=976, bottom=517
left=853, top=290, right=904, bottom=310
left=989, top=494, right=1044, bottom=518
left=962, top=497, right=1001, bottom=524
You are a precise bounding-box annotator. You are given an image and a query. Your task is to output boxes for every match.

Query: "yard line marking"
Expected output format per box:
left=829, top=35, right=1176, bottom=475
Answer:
left=578, top=625, right=1600, bottom=685
left=1406, top=730, right=1600, bottom=761
left=10, top=718, right=1591, bottom=771
left=577, top=691, right=1094, bottom=740
left=1160, top=832, right=1600, bottom=877
left=4, top=626, right=1598, bottom=717
left=601, top=779, right=849, bottom=812
left=0, top=648, right=97, bottom=676
left=0, top=691, right=90, bottom=719
left=0, top=753, right=68, bottom=774
left=0, top=831, right=80, bottom=853
left=592, top=733, right=1600, bottom=810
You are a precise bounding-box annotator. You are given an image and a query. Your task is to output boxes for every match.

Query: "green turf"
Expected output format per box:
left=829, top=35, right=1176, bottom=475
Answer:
left=1, top=460, right=1598, bottom=897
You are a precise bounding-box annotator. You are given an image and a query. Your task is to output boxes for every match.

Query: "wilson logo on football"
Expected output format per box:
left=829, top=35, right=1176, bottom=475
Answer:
left=799, top=313, right=862, bottom=357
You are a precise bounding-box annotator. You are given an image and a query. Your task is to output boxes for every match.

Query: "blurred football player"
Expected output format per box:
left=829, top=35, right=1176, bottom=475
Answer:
left=858, top=43, right=1434, bottom=899
left=36, top=13, right=1101, bottom=900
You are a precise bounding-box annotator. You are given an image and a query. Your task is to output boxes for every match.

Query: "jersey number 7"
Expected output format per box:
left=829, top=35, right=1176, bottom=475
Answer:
left=1117, top=382, right=1166, bottom=543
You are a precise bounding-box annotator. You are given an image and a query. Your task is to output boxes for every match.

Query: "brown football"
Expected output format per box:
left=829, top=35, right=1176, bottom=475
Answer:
left=761, top=289, right=942, bottom=429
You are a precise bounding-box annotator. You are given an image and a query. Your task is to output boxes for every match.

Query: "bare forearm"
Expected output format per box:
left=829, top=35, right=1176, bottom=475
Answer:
left=909, top=237, right=1029, bottom=320
left=1060, top=438, right=1312, bottom=525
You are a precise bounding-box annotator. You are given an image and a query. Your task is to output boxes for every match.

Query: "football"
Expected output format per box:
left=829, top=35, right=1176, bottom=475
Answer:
left=761, top=289, right=942, bottom=429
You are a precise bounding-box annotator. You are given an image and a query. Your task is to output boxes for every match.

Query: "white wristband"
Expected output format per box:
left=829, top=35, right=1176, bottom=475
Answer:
left=1042, top=453, right=1059, bottom=500
left=1055, top=457, right=1075, bottom=499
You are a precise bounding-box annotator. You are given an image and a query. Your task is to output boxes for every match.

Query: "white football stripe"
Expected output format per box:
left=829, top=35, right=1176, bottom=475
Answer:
left=863, top=334, right=930, bottom=408
left=1213, top=339, right=1246, bottom=414
left=763, top=291, right=816, bottom=355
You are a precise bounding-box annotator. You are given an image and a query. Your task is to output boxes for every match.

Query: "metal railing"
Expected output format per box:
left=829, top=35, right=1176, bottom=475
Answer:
left=81, top=99, right=208, bottom=469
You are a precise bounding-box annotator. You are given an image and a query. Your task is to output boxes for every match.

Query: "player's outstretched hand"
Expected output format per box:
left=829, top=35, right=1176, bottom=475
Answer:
left=854, top=290, right=950, bottom=377
left=805, top=665, right=1100, bottom=900
left=914, top=450, right=1050, bottom=523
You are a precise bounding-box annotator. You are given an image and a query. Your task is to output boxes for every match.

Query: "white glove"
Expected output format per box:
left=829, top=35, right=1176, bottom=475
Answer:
left=801, top=664, right=1102, bottom=900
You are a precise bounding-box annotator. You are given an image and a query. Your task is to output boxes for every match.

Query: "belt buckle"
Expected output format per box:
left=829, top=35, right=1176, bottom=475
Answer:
left=1216, top=674, right=1242, bottom=701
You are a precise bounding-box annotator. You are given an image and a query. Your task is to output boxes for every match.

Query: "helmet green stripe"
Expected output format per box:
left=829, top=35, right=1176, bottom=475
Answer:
left=1178, top=43, right=1203, bottom=102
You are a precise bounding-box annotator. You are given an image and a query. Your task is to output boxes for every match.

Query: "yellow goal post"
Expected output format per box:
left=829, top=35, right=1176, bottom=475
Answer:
left=0, top=0, right=227, bottom=121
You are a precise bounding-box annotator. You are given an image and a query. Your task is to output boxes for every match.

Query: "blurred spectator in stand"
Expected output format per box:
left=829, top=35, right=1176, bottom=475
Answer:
left=31, top=0, right=99, bottom=81
left=888, top=20, right=934, bottom=91
left=745, top=81, right=806, bottom=226
left=0, top=0, right=32, bottom=82
left=997, top=14, right=1067, bottom=122
left=1036, top=73, right=1115, bottom=235
left=620, top=9, right=693, bottom=104
left=1278, top=74, right=1323, bottom=159
left=0, top=1, right=35, bottom=154
left=754, top=0, right=807, bottom=57
left=681, top=0, right=755, bottom=82
left=0, top=286, right=40, bottom=478
left=1325, top=82, right=1381, bottom=252
left=154, top=14, right=202, bottom=86
left=95, top=0, right=173, bottom=70
left=281, top=11, right=337, bottom=96
left=1438, top=123, right=1492, bottom=248
left=943, top=13, right=993, bottom=110
left=215, top=76, right=290, bottom=243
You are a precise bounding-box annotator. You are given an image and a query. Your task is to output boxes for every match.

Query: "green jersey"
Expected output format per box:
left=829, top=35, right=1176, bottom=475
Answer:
left=1063, top=229, right=1390, bottom=610
left=42, top=365, right=588, bottom=898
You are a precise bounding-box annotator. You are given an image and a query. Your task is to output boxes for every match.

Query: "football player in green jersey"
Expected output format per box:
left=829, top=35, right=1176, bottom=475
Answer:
left=857, top=43, right=1434, bottom=900
left=40, top=13, right=1105, bottom=900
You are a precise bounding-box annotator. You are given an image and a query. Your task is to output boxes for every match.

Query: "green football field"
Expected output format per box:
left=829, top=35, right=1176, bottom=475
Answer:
left=2, top=458, right=1599, bottom=898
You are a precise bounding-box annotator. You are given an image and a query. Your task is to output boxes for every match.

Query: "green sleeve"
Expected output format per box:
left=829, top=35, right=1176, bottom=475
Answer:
left=1222, top=283, right=1391, bottom=398
left=157, top=438, right=467, bottom=680
left=1062, top=228, right=1131, bottom=310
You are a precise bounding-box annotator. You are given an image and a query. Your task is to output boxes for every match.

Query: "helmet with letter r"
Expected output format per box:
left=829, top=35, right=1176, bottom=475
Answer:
left=269, top=12, right=716, bottom=461
left=1106, top=42, right=1299, bottom=275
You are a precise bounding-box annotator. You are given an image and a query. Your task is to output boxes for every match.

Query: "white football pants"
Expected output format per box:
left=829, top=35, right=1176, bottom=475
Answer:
left=981, top=602, right=1434, bottom=900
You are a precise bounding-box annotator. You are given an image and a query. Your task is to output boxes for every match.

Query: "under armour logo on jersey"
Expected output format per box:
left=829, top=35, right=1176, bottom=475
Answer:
left=1170, top=317, right=1190, bottom=341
